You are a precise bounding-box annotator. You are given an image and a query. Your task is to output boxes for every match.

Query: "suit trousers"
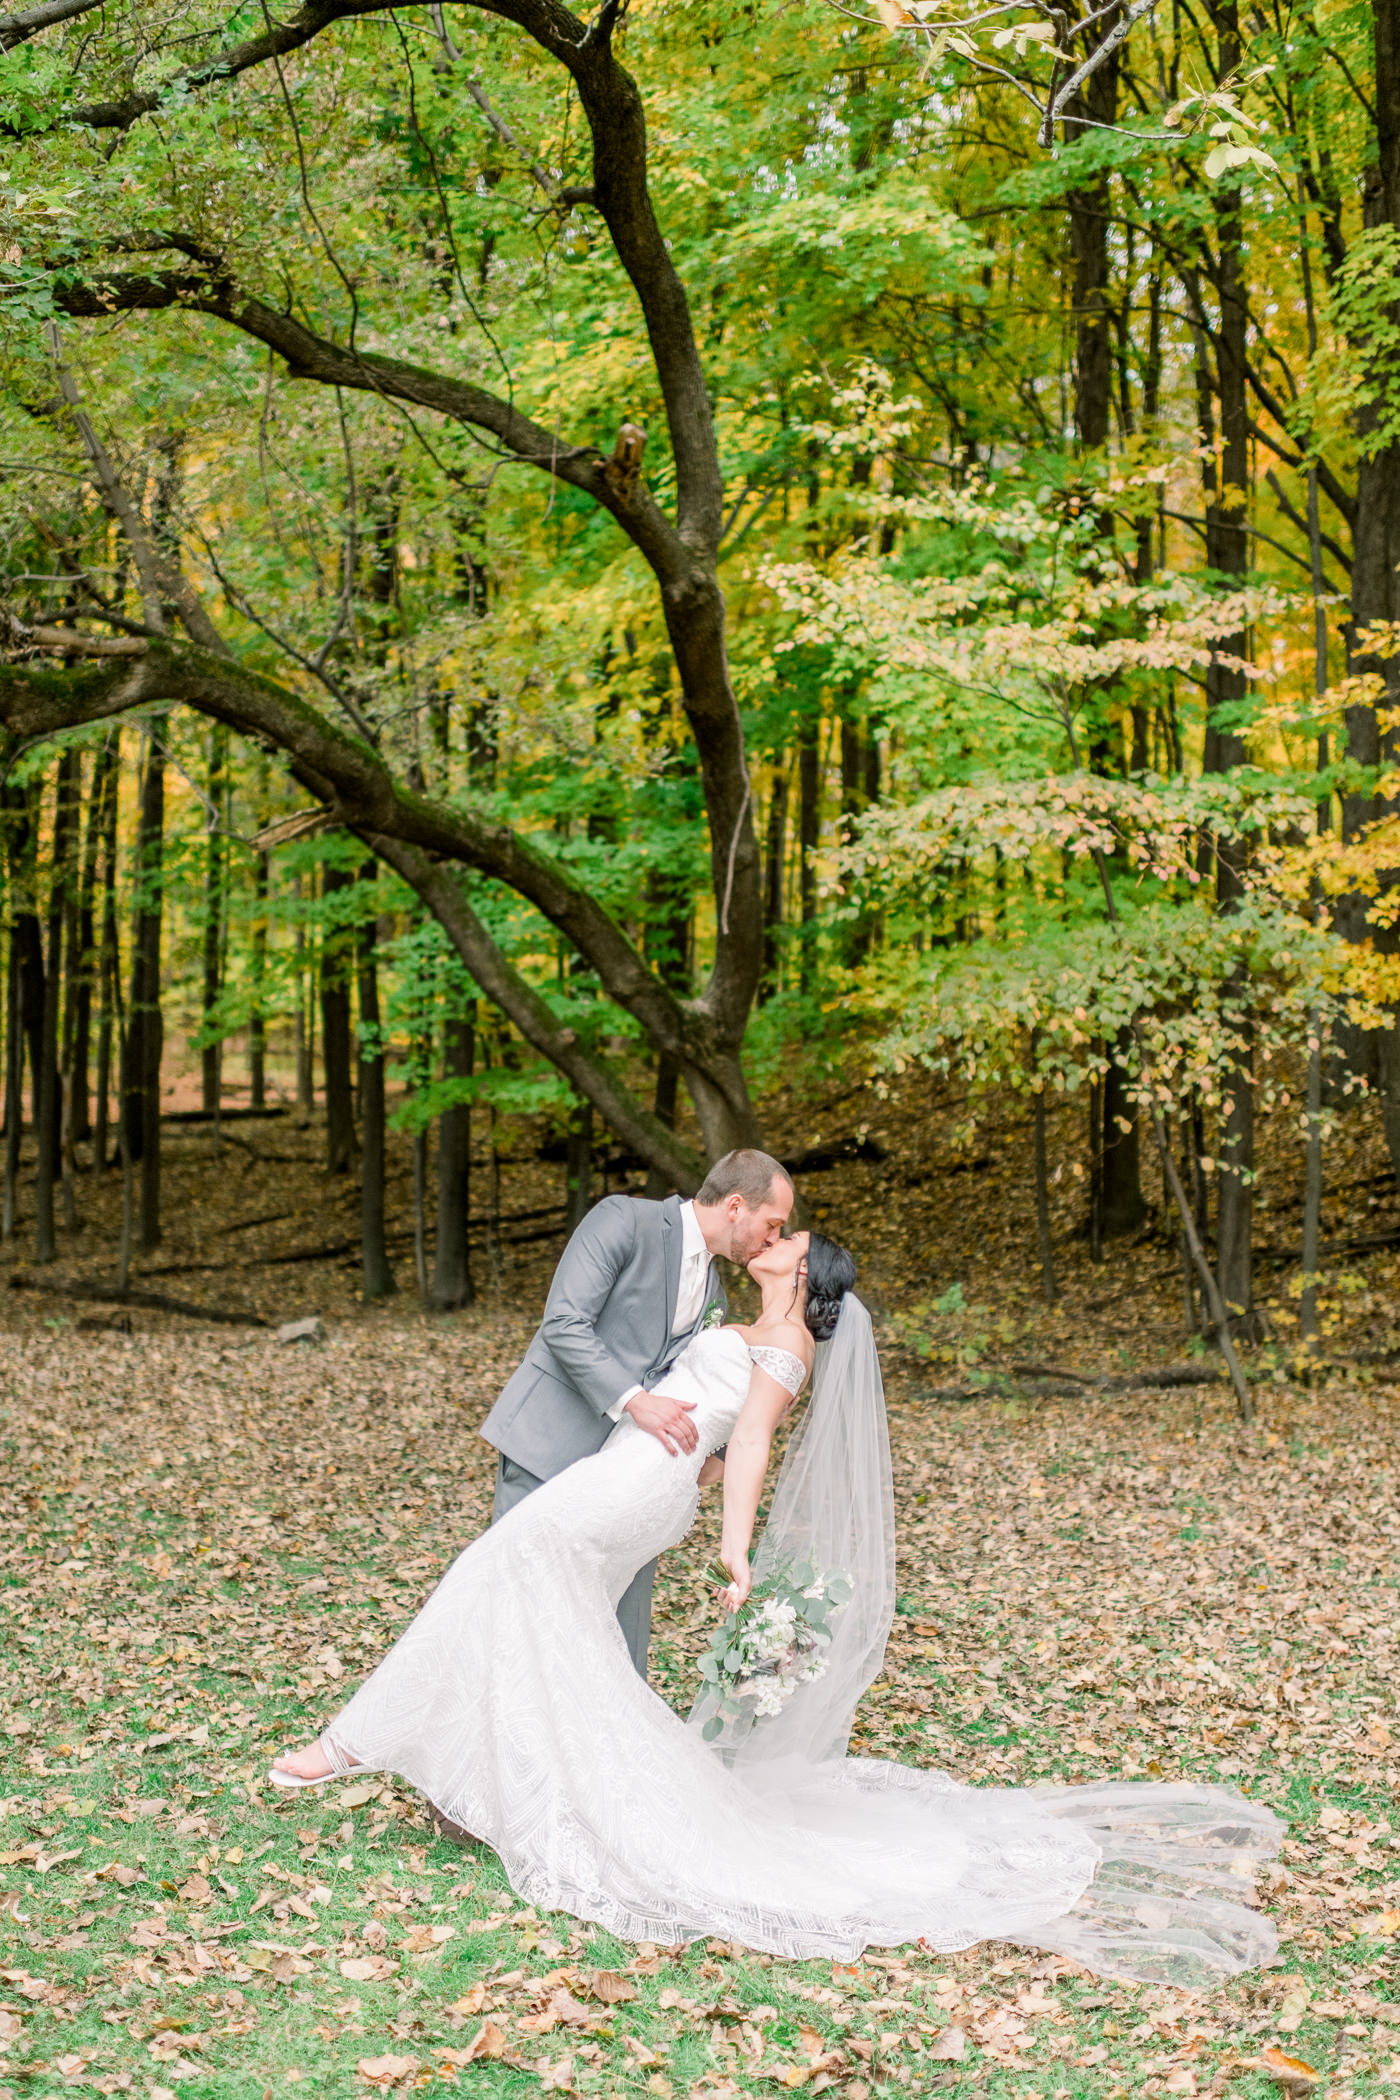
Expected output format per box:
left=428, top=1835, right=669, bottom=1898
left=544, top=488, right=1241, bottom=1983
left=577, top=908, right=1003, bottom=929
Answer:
left=492, top=1453, right=656, bottom=1680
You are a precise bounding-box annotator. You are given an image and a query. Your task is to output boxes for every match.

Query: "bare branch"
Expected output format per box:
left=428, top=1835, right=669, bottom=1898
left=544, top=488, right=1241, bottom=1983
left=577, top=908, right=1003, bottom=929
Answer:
left=1039, top=0, right=1158, bottom=145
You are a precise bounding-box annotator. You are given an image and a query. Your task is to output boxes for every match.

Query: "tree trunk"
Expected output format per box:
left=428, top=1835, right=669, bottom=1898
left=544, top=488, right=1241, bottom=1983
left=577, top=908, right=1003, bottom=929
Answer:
left=1197, top=34, right=1257, bottom=1334
left=36, top=749, right=78, bottom=1264
left=798, top=712, right=820, bottom=994
left=93, top=741, right=119, bottom=1177
left=430, top=1010, right=475, bottom=1310
left=11, top=781, right=45, bottom=1139
left=762, top=768, right=787, bottom=998
left=1087, top=1072, right=1104, bottom=1263
left=320, top=858, right=357, bottom=1173
left=1030, top=1032, right=1057, bottom=1305
left=201, top=721, right=227, bottom=1115
left=357, top=882, right=395, bottom=1301
left=1066, top=34, right=1118, bottom=455
left=249, top=847, right=269, bottom=1109
left=127, top=737, right=165, bottom=1251
left=3, top=902, right=21, bottom=1241
left=1101, top=1040, right=1147, bottom=1236
left=1342, top=0, right=1400, bottom=1171
left=294, top=868, right=314, bottom=1115
left=1067, top=47, right=1146, bottom=1237
left=71, top=739, right=111, bottom=1145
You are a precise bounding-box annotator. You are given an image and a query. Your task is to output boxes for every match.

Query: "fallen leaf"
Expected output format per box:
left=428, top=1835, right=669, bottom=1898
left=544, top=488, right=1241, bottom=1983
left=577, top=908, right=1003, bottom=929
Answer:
left=462, top=2022, right=507, bottom=2062
left=356, top=2054, right=417, bottom=2085
left=1261, top=2048, right=1322, bottom=2093
left=591, top=1970, right=638, bottom=2004
left=340, top=1783, right=380, bottom=1809
left=929, top=2027, right=967, bottom=2061
left=339, top=1955, right=396, bottom=1983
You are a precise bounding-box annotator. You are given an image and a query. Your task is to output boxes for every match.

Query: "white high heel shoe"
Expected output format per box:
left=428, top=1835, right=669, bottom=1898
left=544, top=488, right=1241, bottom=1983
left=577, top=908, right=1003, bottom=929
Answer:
left=267, top=1733, right=365, bottom=1791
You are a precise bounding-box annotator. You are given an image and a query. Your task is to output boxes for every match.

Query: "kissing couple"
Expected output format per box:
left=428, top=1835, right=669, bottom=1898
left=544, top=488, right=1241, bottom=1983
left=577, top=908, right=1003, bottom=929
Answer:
left=270, top=1148, right=1280, bottom=1984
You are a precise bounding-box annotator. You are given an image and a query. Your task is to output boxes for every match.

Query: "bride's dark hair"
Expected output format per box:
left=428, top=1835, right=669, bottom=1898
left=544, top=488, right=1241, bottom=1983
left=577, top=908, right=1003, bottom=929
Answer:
left=803, top=1232, right=857, bottom=1342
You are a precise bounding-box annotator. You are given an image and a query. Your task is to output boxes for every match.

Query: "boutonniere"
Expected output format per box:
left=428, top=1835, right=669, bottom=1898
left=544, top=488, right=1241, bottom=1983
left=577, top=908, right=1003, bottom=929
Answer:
left=703, top=1302, right=726, bottom=1330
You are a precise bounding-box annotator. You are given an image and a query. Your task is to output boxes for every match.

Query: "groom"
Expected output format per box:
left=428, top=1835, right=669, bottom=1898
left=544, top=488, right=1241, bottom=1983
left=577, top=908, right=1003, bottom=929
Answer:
left=481, top=1147, right=795, bottom=1676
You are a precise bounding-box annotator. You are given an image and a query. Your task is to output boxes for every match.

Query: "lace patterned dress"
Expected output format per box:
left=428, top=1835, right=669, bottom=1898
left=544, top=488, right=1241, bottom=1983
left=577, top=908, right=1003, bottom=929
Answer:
left=321, top=1328, right=1279, bottom=1979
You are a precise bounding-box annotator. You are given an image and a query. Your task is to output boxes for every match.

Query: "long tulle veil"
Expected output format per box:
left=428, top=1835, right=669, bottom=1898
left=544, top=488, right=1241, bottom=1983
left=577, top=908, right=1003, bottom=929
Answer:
left=689, top=1294, right=895, bottom=1769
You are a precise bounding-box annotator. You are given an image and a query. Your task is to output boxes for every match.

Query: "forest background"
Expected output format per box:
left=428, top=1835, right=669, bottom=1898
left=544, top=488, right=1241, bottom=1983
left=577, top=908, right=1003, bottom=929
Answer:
left=2, top=0, right=1400, bottom=2095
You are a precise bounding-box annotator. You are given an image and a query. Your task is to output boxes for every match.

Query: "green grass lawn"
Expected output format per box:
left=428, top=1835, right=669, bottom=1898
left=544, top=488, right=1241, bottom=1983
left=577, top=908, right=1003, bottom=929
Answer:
left=2, top=1315, right=1398, bottom=2099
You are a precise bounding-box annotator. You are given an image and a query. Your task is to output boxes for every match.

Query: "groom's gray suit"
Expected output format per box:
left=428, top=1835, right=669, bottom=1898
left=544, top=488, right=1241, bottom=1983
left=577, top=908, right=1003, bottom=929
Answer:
left=480, top=1192, right=725, bottom=1676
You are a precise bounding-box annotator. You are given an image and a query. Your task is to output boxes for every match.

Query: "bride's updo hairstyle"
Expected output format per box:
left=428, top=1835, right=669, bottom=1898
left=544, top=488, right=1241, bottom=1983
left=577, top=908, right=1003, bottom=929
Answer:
left=803, top=1232, right=857, bottom=1342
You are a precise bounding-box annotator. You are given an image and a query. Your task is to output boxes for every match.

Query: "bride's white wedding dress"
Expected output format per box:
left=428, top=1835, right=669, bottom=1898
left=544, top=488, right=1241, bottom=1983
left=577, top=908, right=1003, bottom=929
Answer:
left=319, top=1326, right=1280, bottom=1985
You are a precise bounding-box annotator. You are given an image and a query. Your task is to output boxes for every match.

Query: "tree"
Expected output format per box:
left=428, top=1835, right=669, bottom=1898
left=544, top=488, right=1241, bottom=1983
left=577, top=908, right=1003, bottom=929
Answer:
left=0, top=0, right=774, bottom=1188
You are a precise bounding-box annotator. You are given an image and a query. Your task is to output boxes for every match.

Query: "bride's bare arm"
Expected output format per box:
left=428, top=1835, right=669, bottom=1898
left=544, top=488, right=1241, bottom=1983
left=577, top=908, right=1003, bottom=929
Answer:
left=717, top=1369, right=793, bottom=1608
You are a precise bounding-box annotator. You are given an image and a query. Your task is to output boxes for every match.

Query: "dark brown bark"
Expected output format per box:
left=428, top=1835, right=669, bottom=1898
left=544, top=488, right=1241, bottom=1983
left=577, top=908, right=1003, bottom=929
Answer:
left=356, top=880, right=395, bottom=1301
left=294, top=869, right=315, bottom=1115
left=201, top=722, right=228, bottom=1115
left=71, top=738, right=110, bottom=1144
left=1340, top=0, right=1400, bottom=1171
left=249, top=848, right=269, bottom=1110
left=8, top=782, right=45, bottom=1133
left=1066, top=44, right=1146, bottom=1236
left=127, top=737, right=164, bottom=1251
left=1101, top=1041, right=1146, bottom=1237
left=35, top=749, right=78, bottom=1263
left=2, top=907, right=19, bottom=1241
left=320, top=859, right=357, bottom=1175
left=762, top=769, right=787, bottom=997
left=1065, top=36, right=1119, bottom=454
left=1194, top=12, right=1257, bottom=1331
left=429, top=1010, right=475, bottom=1311
left=1033, top=1079, right=1057, bottom=1305
left=798, top=714, right=820, bottom=994
left=93, top=740, right=119, bottom=1176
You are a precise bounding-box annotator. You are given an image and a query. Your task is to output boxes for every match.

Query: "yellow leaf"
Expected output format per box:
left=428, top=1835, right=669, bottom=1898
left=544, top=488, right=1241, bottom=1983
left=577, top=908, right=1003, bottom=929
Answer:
left=1261, top=2048, right=1322, bottom=2092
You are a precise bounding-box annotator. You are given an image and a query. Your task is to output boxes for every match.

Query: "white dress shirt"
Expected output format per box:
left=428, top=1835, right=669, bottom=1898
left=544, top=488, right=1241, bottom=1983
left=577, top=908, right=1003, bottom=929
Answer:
left=610, top=1200, right=710, bottom=1419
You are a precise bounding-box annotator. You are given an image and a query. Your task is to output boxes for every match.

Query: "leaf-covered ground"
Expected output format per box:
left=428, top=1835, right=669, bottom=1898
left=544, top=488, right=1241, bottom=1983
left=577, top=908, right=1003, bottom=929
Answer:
left=2, top=1303, right=1397, bottom=2100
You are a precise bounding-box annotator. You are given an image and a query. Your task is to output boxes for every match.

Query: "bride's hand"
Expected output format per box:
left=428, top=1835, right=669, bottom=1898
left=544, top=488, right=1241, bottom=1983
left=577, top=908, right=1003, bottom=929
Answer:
left=717, top=1547, right=751, bottom=1613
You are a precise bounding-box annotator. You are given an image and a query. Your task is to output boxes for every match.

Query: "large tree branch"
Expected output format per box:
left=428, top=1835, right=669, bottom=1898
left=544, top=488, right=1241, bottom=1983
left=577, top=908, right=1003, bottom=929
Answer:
left=50, top=262, right=764, bottom=1038
left=460, top=0, right=724, bottom=556
left=52, top=267, right=688, bottom=578
left=42, top=0, right=722, bottom=556
left=32, top=0, right=762, bottom=1046
left=369, top=835, right=705, bottom=1189
left=57, top=0, right=387, bottom=131
left=0, top=641, right=704, bottom=1069
left=0, top=0, right=103, bottom=54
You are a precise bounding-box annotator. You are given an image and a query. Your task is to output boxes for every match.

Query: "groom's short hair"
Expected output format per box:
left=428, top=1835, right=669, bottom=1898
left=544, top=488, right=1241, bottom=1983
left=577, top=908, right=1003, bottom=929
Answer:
left=696, top=1148, right=793, bottom=1209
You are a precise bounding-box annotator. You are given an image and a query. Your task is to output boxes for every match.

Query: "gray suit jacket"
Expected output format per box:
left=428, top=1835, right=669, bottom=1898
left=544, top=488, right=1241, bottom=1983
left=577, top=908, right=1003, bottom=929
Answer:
left=480, top=1193, right=726, bottom=1481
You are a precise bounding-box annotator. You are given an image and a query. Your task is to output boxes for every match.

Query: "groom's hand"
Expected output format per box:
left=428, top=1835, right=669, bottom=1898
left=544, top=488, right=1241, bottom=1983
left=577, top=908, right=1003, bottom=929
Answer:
left=624, top=1389, right=699, bottom=1456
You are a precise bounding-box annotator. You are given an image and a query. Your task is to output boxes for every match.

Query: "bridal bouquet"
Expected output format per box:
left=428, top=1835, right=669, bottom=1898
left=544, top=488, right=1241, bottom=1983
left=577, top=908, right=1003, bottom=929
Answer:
left=696, top=1559, right=853, bottom=1741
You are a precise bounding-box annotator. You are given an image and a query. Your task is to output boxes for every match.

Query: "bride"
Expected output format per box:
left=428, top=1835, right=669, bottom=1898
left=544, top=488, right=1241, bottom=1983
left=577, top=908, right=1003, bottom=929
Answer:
left=270, top=1232, right=1280, bottom=1986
